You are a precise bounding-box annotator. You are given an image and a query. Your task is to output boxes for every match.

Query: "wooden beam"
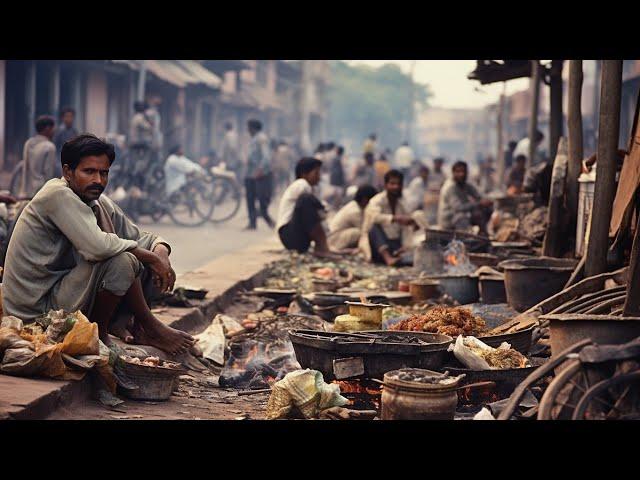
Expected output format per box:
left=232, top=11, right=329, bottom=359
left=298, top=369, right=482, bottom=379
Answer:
left=623, top=208, right=640, bottom=316
left=585, top=60, right=623, bottom=277
left=549, top=60, right=564, bottom=160
left=496, top=86, right=506, bottom=188
left=567, top=60, right=584, bottom=254
left=543, top=137, right=568, bottom=257
left=527, top=60, right=541, bottom=169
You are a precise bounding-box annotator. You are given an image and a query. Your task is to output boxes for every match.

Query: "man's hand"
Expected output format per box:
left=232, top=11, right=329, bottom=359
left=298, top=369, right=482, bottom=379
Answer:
left=393, top=215, right=414, bottom=226
left=151, top=244, right=175, bottom=293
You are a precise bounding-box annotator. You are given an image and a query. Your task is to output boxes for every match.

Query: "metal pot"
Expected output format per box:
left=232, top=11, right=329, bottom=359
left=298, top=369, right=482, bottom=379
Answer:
left=381, top=368, right=461, bottom=420
left=499, top=257, right=578, bottom=312
left=479, top=276, right=507, bottom=304
left=542, top=313, right=640, bottom=358
left=409, top=280, right=440, bottom=302
left=426, top=274, right=479, bottom=305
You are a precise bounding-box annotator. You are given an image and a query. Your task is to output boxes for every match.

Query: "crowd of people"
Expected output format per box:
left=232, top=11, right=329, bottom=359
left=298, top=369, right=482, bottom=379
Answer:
left=273, top=129, right=556, bottom=267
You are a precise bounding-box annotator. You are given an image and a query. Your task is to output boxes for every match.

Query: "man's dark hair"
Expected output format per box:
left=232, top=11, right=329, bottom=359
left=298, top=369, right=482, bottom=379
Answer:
left=355, top=185, right=377, bottom=204
left=315, top=143, right=326, bottom=153
left=434, top=157, right=444, bottom=164
left=508, top=140, right=518, bottom=150
left=169, top=144, right=182, bottom=155
left=515, top=154, right=527, bottom=164
left=452, top=160, right=468, bottom=172
left=247, top=119, right=262, bottom=131
left=419, top=164, right=430, bottom=175
left=384, top=169, right=404, bottom=185
left=61, top=134, right=116, bottom=170
left=295, top=157, right=322, bottom=178
left=337, top=145, right=344, bottom=155
left=60, top=106, right=75, bottom=117
left=133, top=101, right=147, bottom=113
left=224, top=122, right=233, bottom=130
left=326, top=141, right=336, bottom=150
left=35, top=115, right=55, bottom=133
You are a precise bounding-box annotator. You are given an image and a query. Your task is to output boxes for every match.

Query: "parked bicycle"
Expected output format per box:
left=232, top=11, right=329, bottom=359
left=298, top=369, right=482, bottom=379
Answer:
left=205, top=162, right=242, bottom=223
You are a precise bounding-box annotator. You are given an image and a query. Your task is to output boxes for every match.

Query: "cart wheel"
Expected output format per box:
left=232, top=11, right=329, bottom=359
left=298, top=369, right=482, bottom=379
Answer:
left=537, top=359, right=608, bottom=420
left=572, top=369, right=640, bottom=420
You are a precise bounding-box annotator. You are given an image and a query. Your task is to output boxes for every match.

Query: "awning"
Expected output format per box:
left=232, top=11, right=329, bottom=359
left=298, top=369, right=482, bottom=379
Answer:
left=111, top=60, right=221, bottom=89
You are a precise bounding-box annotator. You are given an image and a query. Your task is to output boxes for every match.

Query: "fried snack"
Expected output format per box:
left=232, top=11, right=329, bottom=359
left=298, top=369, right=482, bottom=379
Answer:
left=391, top=306, right=486, bottom=337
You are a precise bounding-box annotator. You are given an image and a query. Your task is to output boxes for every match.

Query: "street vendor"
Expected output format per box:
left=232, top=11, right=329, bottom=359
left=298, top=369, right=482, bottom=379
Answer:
left=327, top=184, right=377, bottom=251
left=437, top=160, right=492, bottom=234
left=2, top=134, right=195, bottom=356
left=358, top=169, right=417, bottom=266
left=276, top=157, right=338, bottom=257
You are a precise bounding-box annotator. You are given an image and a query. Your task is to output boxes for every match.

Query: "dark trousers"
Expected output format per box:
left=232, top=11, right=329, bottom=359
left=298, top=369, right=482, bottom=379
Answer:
left=369, top=224, right=402, bottom=264
left=278, top=193, right=325, bottom=253
left=245, top=174, right=274, bottom=227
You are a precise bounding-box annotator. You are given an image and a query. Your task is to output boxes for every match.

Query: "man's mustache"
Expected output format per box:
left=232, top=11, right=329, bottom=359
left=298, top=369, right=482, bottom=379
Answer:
left=86, top=184, right=104, bottom=193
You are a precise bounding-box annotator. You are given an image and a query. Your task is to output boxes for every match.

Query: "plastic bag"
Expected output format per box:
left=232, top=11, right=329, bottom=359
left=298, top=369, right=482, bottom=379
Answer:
left=266, top=369, right=349, bottom=420
left=450, top=336, right=516, bottom=370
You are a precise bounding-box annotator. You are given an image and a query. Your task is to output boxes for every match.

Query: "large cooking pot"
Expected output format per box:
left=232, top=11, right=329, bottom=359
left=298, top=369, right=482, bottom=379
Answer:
left=499, top=257, right=578, bottom=312
left=426, top=274, right=479, bottom=305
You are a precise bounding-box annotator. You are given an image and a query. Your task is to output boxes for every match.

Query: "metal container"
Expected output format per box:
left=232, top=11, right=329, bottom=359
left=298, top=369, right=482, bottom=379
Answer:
left=346, top=301, right=388, bottom=323
left=499, top=257, right=578, bottom=312
left=543, top=313, right=640, bottom=358
left=381, top=368, right=461, bottom=420
left=479, top=275, right=507, bottom=304
left=312, top=279, right=338, bottom=292
left=288, top=330, right=453, bottom=380
left=479, top=326, right=535, bottom=354
left=576, top=172, right=595, bottom=258
left=409, top=280, right=440, bottom=302
left=469, top=253, right=500, bottom=268
left=426, top=274, right=479, bottom=304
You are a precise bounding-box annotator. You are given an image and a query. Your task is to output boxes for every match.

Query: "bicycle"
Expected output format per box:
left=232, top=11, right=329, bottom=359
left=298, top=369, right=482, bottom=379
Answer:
left=204, top=163, right=242, bottom=223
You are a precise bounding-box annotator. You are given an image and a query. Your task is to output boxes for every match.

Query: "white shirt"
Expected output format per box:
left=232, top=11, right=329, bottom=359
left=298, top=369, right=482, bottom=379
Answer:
left=394, top=145, right=415, bottom=169
left=276, top=178, right=314, bottom=231
left=164, top=154, right=205, bottom=196
left=404, top=176, right=428, bottom=212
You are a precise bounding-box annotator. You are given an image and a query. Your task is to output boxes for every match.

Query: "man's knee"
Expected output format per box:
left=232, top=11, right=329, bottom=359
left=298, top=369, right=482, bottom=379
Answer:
left=100, top=252, right=142, bottom=295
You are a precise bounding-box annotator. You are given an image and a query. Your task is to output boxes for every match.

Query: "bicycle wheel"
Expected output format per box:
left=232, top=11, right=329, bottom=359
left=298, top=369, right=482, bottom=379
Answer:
left=208, top=176, right=241, bottom=223
left=572, top=369, right=640, bottom=420
left=167, top=179, right=214, bottom=227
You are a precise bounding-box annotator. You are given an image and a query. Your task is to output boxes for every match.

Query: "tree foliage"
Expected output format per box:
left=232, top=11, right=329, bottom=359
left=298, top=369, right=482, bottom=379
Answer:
left=327, top=61, right=431, bottom=152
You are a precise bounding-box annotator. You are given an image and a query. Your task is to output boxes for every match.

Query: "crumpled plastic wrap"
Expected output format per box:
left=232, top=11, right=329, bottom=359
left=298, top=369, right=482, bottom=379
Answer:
left=266, top=369, right=349, bottom=420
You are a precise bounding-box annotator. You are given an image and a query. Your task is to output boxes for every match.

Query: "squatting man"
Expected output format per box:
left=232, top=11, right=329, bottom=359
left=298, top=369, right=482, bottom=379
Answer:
left=2, top=134, right=195, bottom=356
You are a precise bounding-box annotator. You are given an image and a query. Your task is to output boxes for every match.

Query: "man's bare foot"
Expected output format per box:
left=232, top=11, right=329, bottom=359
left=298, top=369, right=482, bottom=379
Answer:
left=313, top=250, right=341, bottom=260
left=380, top=249, right=401, bottom=267
left=131, top=318, right=195, bottom=356
left=109, top=322, right=135, bottom=344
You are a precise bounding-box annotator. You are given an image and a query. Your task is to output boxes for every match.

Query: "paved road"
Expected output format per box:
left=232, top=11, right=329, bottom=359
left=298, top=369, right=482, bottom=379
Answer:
left=137, top=202, right=279, bottom=274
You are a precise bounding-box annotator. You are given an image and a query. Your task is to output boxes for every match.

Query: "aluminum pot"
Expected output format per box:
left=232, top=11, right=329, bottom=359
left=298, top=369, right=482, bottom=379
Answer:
left=499, top=257, right=578, bottom=312
left=479, top=276, right=507, bottom=304
left=409, top=280, right=440, bottom=302
left=542, top=313, right=640, bottom=358
left=381, top=368, right=461, bottom=420
left=426, top=274, right=479, bottom=304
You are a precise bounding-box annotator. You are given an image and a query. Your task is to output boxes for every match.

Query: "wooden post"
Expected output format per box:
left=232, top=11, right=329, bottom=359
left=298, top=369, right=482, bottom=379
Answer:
left=567, top=60, right=584, bottom=253
left=542, top=137, right=568, bottom=257
left=527, top=60, right=541, bottom=169
left=496, top=87, right=505, bottom=188
left=549, top=60, right=564, bottom=160
left=50, top=62, right=60, bottom=117
left=584, top=60, right=623, bottom=277
left=623, top=209, right=640, bottom=316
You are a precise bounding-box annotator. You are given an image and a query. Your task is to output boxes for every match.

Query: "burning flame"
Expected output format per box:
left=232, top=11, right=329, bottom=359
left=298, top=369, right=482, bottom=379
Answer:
left=334, top=380, right=381, bottom=395
left=446, top=254, right=459, bottom=266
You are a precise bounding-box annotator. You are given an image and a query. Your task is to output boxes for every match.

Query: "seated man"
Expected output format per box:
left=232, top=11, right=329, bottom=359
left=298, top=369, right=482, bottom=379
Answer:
left=358, top=169, right=417, bottom=266
left=327, top=184, right=377, bottom=251
left=506, top=154, right=527, bottom=196
left=2, top=134, right=194, bottom=356
left=437, top=160, right=493, bottom=234
left=276, top=157, right=336, bottom=257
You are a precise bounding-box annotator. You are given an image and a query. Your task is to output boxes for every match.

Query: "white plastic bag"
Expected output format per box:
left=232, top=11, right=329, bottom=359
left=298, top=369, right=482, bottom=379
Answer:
left=449, top=336, right=512, bottom=371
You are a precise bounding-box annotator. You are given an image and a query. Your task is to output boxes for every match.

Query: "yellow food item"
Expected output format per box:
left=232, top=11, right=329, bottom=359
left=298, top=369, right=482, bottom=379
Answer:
left=333, top=314, right=380, bottom=333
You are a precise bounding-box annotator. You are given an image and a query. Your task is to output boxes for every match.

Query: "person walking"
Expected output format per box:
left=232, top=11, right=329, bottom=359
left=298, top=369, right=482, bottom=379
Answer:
left=244, top=119, right=275, bottom=230
left=21, top=115, right=57, bottom=197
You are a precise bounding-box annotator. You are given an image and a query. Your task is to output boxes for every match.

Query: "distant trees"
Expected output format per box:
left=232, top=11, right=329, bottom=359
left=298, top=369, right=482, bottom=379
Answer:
left=327, top=61, right=431, bottom=153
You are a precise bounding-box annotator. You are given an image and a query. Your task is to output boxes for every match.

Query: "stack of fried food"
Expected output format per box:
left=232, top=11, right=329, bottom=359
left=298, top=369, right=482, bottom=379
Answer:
left=390, top=306, right=486, bottom=337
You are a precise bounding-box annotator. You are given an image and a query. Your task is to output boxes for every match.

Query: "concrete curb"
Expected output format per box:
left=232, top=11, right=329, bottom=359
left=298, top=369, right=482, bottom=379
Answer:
left=0, top=239, right=284, bottom=420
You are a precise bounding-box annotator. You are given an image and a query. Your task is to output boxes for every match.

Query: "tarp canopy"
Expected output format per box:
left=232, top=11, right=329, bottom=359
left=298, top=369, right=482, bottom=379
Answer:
left=112, top=60, right=221, bottom=89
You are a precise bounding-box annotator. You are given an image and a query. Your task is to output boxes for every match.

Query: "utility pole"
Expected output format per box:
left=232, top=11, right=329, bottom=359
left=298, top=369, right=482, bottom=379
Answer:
left=137, top=60, right=147, bottom=102
left=528, top=60, right=541, bottom=169
left=496, top=82, right=506, bottom=188
left=300, top=60, right=311, bottom=154
left=585, top=60, right=623, bottom=277
left=567, top=60, right=584, bottom=251
left=549, top=60, right=564, bottom=160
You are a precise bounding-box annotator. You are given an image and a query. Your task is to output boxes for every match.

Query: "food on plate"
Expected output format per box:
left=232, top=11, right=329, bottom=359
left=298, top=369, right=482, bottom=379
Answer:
left=390, top=306, right=486, bottom=337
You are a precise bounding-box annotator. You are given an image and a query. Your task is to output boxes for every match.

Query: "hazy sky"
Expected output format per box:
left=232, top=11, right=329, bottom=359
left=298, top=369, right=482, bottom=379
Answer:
left=349, top=60, right=530, bottom=110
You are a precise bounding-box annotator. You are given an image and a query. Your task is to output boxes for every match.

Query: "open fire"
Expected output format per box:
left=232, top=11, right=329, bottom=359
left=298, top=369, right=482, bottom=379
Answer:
left=333, top=380, right=382, bottom=411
